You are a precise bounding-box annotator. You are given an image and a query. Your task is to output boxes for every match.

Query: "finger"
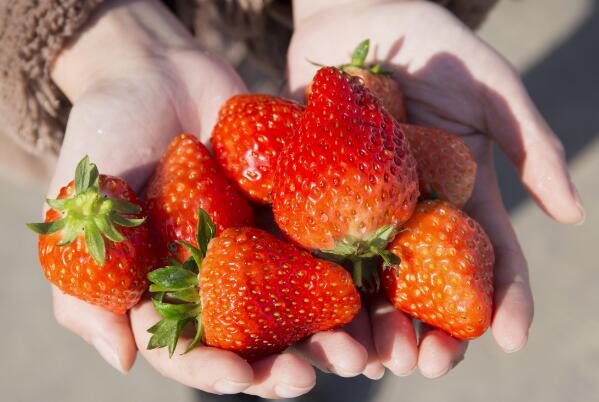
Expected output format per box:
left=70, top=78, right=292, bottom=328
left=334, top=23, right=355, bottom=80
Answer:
left=52, top=287, right=137, bottom=373
left=171, top=51, right=247, bottom=143
left=369, top=295, right=418, bottom=376
left=130, top=299, right=253, bottom=394
left=417, top=324, right=468, bottom=379
left=465, top=148, right=534, bottom=353
left=481, top=67, right=584, bottom=224
left=343, top=304, right=386, bottom=379
left=48, top=89, right=183, bottom=195
left=244, top=353, right=316, bottom=399
left=293, top=329, right=368, bottom=377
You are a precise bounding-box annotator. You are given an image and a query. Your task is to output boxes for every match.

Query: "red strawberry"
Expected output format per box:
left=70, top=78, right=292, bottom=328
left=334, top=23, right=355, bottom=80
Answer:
left=145, top=134, right=254, bottom=262
left=381, top=200, right=494, bottom=339
left=400, top=124, right=476, bottom=208
left=305, top=39, right=407, bottom=122
left=273, top=66, right=419, bottom=280
left=27, top=157, right=155, bottom=314
left=146, top=209, right=360, bottom=360
left=211, top=94, right=303, bottom=204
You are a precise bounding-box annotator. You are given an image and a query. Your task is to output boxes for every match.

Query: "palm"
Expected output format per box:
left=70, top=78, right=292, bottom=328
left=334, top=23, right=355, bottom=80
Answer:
left=287, top=0, right=581, bottom=377
left=50, top=49, right=379, bottom=396
left=49, top=51, right=244, bottom=192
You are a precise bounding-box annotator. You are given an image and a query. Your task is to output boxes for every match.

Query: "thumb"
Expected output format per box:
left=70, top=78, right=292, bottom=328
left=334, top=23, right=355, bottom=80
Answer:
left=52, top=287, right=137, bottom=373
left=479, top=59, right=585, bottom=225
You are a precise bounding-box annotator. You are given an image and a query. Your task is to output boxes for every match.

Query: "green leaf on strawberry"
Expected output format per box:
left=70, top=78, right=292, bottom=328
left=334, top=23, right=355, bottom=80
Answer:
left=27, top=155, right=145, bottom=266
left=147, top=318, right=193, bottom=357
left=148, top=266, right=198, bottom=292
left=196, top=208, right=216, bottom=257
left=152, top=298, right=201, bottom=320
left=351, top=39, right=370, bottom=67
left=146, top=207, right=217, bottom=356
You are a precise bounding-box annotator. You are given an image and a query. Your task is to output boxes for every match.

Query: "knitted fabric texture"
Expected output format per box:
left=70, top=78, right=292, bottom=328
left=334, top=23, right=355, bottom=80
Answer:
left=0, top=0, right=105, bottom=155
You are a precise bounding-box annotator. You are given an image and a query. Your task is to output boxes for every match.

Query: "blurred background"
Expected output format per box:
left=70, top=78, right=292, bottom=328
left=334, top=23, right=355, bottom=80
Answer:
left=1, top=0, right=597, bottom=401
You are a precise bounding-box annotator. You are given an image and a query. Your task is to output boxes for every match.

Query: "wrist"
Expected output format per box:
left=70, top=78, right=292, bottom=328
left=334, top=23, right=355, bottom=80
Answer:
left=51, top=0, right=195, bottom=101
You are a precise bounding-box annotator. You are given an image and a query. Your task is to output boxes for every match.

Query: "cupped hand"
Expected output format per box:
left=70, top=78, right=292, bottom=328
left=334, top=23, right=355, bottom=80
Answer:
left=287, top=0, right=584, bottom=379
left=45, top=0, right=371, bottom=397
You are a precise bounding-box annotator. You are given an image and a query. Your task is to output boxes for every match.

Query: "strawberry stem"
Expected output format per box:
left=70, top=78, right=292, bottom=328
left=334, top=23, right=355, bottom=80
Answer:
left=318, top=224, right=401, bottom=292
left=352, top=258, right=363, bottom=289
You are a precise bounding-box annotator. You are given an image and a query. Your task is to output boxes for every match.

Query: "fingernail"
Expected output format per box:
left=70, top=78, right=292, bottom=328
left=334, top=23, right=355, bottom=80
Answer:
left=502, top=334, right=528, bottom=353
left=369, top=367, right=386, bottom=380
left=93, top=337, right=125, bottom=374
left=503, top=339, right=526, bottom=353
left=395, top=366, right=416, bottom=377
left=325, top=363, right=361, bottom=377
left=422, top=366, right=450, bottom=379
left=574, top=200, right=586, bottom=226
left=213, top=379, right=251, bottom=394
left=570, top=182, right=586, bottom=225
left=335, top=365, right=362, bottom=377
left=274, top=383, right=312, bottom=398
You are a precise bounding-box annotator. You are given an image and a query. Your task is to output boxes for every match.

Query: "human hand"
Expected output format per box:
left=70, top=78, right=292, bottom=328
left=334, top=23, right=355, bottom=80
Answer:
left=46, top=0, right=373, bottom=397
left=287, top=0, right=585, bottom=378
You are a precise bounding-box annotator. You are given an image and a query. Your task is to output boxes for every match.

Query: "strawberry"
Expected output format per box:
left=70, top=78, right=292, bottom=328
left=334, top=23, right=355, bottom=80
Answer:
left=146, top=209, right=360, bottom=360
left=145, top=133, right=255, bottom=263
left=211, top=94, right=303, bottom=204
left=27, top=156, right=155, bottom=314
left=273, top=66, right=419, bottom=285
left=400, top=124, right=477, bottom=208
left=380, top=200, right=494, bottom=339
left=305, top=39, right=407, bottom=122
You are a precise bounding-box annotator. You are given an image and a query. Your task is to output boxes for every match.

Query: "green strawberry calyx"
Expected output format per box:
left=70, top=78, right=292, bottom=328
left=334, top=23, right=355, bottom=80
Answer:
left=307, top=39, right=393, bottom=75
left=343, top=39, right=393, bottom=75
left=27, top=156, right=144, bottom=265
left=318, top=224, right=401, bottom=292
left=146, top=208, right=216, bottom=357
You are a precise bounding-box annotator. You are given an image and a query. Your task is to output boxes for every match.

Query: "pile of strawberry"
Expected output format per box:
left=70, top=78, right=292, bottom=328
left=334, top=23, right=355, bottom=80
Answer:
left=29, top=40, right=493, bottom=361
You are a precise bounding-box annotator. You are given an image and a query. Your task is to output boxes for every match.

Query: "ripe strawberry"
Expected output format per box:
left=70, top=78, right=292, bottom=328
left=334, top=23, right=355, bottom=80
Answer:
left=380, top=200, right=494, bottom=339
left=273, top=66, right=419, bottom=282
left=400, top=124, right=476, bottom=208
left=211, top=94, right=303, bottom=204
left=146, top=209, right=360, bottom=360
left=305, top=39, right=407, bottom=122
left=27, top=156, right=155, bottom=314
left=145, top=134, right=255, bottom=262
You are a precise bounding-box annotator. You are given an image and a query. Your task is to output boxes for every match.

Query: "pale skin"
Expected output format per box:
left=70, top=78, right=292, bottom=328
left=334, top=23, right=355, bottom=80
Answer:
left=47, top=0, right=584, bottom=398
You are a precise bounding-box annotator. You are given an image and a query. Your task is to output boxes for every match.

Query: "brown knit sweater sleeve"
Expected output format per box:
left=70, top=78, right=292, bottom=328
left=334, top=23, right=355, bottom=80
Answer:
left=0, top=0, right=105, bottom=156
